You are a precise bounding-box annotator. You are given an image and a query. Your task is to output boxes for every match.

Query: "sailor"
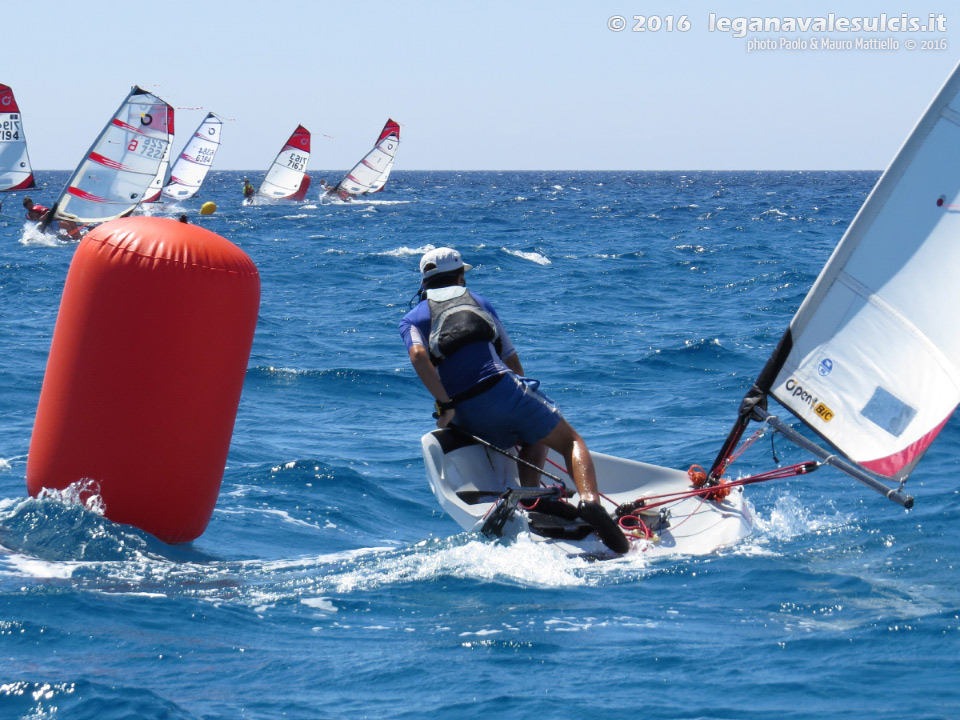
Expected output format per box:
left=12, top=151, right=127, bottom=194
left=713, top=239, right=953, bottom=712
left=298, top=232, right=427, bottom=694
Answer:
left=242, top=178, right=255, bottom=200
left=399, top=247, right=629, bottom=553
left=22, top=196, right=49, bottom=222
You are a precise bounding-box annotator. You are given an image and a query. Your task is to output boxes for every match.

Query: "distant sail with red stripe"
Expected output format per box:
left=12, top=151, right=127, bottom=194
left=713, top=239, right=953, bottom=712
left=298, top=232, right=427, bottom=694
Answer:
left=143, top=105, right=176, bottom=203
left=161, top=113, right=223, bottom=201
left=49, top=86, right=173, bottom=224
left=713, top=60, right=960, bottom=500
left=334, top=118, right=400, bottom=197
left=256, top=124, right=311, bottom=201
left=0, top=83, right=36, bottom=191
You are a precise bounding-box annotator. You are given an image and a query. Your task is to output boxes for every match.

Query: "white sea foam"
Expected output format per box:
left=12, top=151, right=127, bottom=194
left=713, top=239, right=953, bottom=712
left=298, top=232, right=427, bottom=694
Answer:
left=319, top=535, right=600, bottom=593
left=302, top=597, right=339, bottom=612
left=502, top=248, right=551, bottom=265
left=380, top=244, right=435, bottom=258
left=735, top=493, right=852, bottom=557
left=36, top=479, right=106, bottom=515
left=18, top=224, right=64, bottom=247
left=2, top=554, right=81, bottom=579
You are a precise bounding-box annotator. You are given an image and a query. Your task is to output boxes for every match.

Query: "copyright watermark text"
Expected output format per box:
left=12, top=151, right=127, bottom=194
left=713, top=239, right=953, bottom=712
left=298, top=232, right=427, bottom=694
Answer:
left=607, top=12, right=949, bottom=52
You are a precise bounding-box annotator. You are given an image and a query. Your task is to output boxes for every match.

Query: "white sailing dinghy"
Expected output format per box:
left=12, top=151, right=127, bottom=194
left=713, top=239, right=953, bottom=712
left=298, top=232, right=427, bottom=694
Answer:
left=0, top=83, right=36, bottom=192
left=422, top=60, right=960, bottom=557
left=423, top=428, right=753, bottom=558
left=325, top=119, right=399, bottom=201
left=161, top=113, right=223, bottom=201
left=704, top=59, right=960, bottom=510
left=39, top=86, right=173, bottom=237
left=254, top=124, right=311, bottom=202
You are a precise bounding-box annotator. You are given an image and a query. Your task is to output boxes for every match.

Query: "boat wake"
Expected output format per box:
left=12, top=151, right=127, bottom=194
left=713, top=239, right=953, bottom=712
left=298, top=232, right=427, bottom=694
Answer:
left=18, top=223, right=64, bottom=247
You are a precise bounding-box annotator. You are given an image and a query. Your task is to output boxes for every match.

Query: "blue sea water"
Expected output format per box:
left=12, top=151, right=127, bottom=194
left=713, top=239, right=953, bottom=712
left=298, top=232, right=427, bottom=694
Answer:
left=1, top=170, right=958, bottom=719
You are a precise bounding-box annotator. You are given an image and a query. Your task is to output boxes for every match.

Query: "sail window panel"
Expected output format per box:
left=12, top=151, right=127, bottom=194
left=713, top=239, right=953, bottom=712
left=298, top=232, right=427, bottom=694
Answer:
left=861, top=387, right=917, bottom=437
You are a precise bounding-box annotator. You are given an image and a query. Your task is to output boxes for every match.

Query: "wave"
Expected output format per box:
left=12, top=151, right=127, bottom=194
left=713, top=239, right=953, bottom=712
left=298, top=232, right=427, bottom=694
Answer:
left=377, top=244, right=436, bottom=258
left=502, top=248, right=551, bottom=265
left=0, top=680, right=197, bottom=720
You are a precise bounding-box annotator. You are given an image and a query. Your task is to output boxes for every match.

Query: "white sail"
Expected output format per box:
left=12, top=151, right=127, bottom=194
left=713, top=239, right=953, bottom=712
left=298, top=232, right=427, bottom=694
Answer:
left=0, top=83, right=36, bottom=191
left=759, top=62, right=960, bottom=483
left=50, top=86, right=173, bottom=225
left=161, top=113, right=223, bottom=201
left=335, top=119, right=400, bottom=197
left=257, top=125, right=311, bottom=201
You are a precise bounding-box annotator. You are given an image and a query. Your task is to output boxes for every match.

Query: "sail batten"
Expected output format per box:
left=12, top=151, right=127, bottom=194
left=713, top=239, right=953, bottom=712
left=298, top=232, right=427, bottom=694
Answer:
left=0, top=83, right=36, bottom=191
left=49, top=86, right=173, bottom=225
left=717, top=61, right=960, bottom=496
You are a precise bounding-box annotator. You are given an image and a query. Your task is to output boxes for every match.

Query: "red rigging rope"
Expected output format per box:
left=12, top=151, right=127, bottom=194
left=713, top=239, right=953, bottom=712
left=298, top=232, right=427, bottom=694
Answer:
left=501, top=435, right=818, bottom=546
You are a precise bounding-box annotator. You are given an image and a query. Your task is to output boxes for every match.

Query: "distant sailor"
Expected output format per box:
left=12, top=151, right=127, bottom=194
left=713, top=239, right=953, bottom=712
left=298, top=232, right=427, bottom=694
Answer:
left=242, top=178, right=255, bottom=200
left=22, top=196, right=49, bottom=222
left=23, top=196, right=81, bottom=239
left=399, top=247, right=629, bottom=553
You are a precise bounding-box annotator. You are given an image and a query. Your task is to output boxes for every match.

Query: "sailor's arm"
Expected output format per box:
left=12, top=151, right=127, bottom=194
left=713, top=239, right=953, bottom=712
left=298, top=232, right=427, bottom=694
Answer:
left=504, top=353, right=524, bottom=376
left=408, top=344, right=456, bottom=427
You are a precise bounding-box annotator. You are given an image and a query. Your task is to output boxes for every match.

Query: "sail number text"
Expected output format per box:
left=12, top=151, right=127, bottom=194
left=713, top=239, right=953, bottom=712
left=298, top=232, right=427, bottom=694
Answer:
left=195, top=147, right=216, bottom=165
left=0, top=119, right=22, bottom=141
left=127, top=136, right=167, bottom=160
left=287, top=153, right=307, bottom=172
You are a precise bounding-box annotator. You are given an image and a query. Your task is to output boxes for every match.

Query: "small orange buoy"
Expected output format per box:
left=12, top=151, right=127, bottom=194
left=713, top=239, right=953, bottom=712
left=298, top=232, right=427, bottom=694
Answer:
left=27, top=217, right=260, bottom=543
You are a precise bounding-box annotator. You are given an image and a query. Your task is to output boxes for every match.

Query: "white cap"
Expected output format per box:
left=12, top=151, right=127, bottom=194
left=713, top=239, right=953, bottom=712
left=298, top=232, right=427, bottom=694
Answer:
left=419, top=247, right=473, bottom=279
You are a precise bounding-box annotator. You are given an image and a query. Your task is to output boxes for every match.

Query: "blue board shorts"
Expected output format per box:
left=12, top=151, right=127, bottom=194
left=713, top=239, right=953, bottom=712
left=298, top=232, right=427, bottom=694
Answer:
left=453, top=373, right=562, bottom=450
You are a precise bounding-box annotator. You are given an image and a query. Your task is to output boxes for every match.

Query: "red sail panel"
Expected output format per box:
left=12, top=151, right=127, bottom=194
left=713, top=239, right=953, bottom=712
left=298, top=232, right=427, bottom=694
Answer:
left=377, top=119, right=400, bottom=144
left=290, top=174, right=311, bottom=202
left=0, top=84, right=21, bottom=112
left=285, top=125, right=311, bottom=154
left=860, top=413, right=953, bottom=478
left=8, top=174, right=36, bottom=190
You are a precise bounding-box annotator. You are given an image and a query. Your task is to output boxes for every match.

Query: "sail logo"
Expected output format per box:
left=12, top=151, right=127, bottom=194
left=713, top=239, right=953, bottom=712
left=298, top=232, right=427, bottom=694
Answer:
left=784, top=378, right=834, bottom=422
left=814, top=403, right=834, bottom=422
left=818, top=358, right=833, bottom=376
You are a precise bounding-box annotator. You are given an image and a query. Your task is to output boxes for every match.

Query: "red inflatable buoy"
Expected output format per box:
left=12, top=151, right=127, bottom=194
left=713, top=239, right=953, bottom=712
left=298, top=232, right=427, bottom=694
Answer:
left=27, top=217, right=260, bottom=543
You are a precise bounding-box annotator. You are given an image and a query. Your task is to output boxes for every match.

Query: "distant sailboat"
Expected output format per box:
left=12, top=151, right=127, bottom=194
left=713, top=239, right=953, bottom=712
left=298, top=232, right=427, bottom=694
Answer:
left=40, top=86, right=173, bottom=236
left=0, top=83, right=36, bottom=192
left=255, top=125, right=311, bottom=202
left=327, top=119, right=399, bottom=200
left=161, top=112, right=223, bottom=201
left=142, top=110, right=176, bottom=203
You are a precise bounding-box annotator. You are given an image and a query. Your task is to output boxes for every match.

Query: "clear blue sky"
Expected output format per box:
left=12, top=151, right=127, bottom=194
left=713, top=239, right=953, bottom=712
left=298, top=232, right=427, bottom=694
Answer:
left=6, top=0, right=958, bottom=170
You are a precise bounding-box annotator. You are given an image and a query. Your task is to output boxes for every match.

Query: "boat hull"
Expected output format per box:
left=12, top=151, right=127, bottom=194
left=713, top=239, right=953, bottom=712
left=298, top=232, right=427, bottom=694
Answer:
left=421, top=428, right=753, bottom=558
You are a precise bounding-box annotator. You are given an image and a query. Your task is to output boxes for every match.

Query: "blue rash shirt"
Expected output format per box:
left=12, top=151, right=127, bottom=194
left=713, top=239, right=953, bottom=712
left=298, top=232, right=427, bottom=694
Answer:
left=399, top=289, right=517, bottom=398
